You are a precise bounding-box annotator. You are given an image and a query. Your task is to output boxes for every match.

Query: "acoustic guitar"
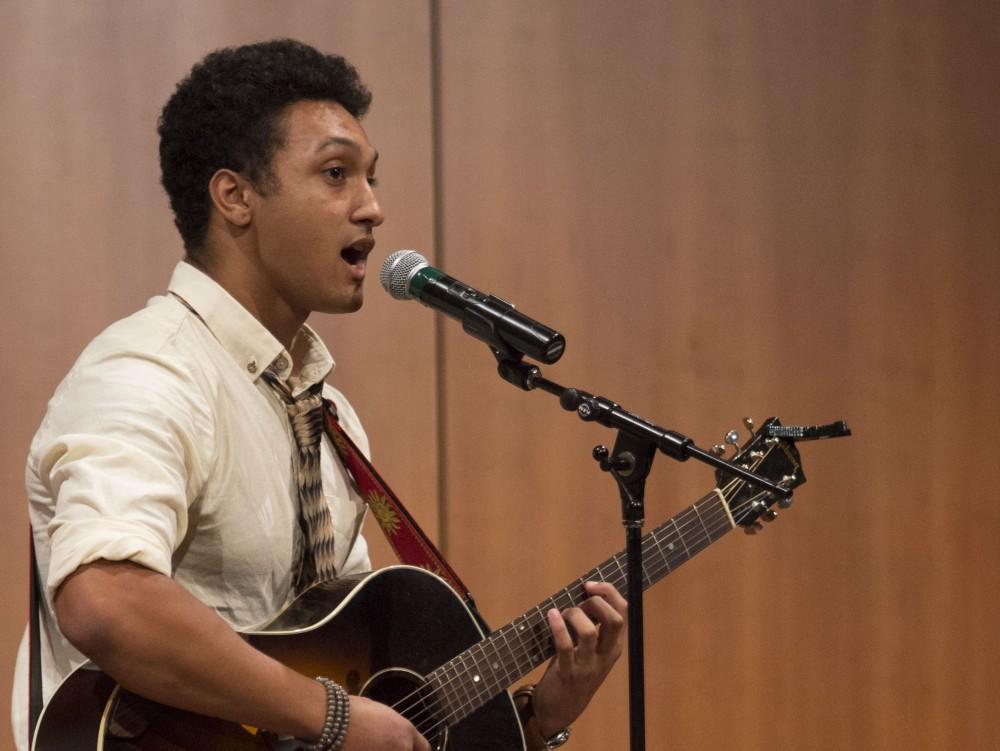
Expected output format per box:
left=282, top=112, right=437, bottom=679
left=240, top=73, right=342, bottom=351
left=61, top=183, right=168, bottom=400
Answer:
left=32, top=417, right=842, bottom=750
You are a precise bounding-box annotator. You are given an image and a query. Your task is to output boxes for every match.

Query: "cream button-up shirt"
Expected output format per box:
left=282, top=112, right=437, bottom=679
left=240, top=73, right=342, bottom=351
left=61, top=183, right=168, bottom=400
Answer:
left=13, top=261, right=371, bottom=749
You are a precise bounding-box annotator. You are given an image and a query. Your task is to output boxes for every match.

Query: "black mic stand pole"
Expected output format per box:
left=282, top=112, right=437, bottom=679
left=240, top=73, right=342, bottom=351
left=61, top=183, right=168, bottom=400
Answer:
left=593, top=430, right=655, bottom=751
left=490, top=351, right=793, bottom=751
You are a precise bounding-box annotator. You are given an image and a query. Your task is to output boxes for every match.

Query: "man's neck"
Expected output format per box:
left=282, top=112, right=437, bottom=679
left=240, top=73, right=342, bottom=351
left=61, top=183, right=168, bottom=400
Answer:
left=183, top=255, right=306, bottom=352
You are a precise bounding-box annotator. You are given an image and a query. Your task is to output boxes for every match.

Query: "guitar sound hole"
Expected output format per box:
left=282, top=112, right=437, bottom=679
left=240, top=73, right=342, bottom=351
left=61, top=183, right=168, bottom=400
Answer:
left=362, top=668, right=449, bottom=751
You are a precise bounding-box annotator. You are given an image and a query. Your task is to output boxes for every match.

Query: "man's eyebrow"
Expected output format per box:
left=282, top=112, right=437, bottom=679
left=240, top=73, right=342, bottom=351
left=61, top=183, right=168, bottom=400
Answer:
left=315, top=137, right=379, bottom=168
left=315, top=136, right=359, bottom=153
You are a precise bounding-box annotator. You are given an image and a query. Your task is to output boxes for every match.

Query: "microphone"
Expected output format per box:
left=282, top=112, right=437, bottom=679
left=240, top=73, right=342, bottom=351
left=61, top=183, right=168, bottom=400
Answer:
left=380, top=250, right=566, bottom=364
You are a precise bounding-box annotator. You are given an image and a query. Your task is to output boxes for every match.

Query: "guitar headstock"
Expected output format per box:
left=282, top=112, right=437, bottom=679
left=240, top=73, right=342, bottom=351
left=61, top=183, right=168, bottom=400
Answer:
left=713, top=417, right=806, bottom=532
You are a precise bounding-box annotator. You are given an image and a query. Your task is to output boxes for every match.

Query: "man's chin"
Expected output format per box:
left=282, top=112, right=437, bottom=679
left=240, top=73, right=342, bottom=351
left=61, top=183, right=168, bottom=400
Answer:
left=320, top=295, right=364, bottom=315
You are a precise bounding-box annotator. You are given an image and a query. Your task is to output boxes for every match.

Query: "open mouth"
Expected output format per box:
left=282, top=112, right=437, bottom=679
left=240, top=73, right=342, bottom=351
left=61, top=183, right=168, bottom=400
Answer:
left=340, top=238, right=374, bottom=267
left=341, top=246, right=367, bottom=265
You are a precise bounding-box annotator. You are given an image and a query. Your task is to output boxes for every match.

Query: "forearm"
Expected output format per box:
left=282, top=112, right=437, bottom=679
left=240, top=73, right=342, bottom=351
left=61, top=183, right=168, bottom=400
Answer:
left=54, top=560, right=325, bottom=740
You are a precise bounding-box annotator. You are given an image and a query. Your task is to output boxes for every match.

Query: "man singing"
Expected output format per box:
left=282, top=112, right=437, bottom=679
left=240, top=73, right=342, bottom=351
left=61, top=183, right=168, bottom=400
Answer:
left=14, top=39, right=626, bottom=751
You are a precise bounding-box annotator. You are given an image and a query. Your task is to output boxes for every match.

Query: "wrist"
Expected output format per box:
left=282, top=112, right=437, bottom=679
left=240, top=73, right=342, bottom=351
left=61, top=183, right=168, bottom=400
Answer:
left=300, top=675, right=329, bottom=740
left=513, top=684, right=572, bottom=749
left=300, top=677, right=350, bottom=751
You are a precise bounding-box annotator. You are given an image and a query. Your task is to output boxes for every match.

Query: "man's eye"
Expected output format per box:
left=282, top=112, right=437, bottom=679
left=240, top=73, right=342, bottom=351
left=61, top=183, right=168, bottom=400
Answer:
left=367, top=176, right=379, bottom=188
left=325, top=167, right=346, bottom=180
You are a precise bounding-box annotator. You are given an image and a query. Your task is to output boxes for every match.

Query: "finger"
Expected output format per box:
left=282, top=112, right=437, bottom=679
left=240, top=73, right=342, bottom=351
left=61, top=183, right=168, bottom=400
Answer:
left=579, top=593, right=624, bottom=628
left=561, top=606, right=599, bottom=652
left=579, top=596, right=626, bottom=655
left=582, top=589, right=627, bottom=623
left=585, top=580, right=628, bottom=616
left=547, top=607, right=575, bottom=670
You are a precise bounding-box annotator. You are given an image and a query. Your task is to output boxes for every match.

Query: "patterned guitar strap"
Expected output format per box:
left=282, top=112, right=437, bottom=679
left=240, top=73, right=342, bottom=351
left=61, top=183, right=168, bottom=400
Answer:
left=321, top=399, right=486, bottom=628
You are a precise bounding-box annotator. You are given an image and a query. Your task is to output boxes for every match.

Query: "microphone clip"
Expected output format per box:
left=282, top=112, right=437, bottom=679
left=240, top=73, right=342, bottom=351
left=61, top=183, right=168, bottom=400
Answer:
left=492, top=348, right=541, bottom=391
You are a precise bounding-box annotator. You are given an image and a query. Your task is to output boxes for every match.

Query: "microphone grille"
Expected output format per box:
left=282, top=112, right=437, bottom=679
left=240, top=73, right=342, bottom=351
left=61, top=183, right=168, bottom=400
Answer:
left=380, top=250, right=428, bottom=300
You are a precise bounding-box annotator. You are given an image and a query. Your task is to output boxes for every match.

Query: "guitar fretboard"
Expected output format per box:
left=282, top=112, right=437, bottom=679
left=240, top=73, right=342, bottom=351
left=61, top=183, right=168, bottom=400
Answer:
left=425, top=491, right=734, bottom=727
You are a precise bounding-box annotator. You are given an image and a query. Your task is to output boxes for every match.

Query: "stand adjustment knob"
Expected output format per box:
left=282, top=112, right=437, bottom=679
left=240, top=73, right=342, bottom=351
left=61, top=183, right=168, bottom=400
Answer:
left=592, top=445, right=636, bottom=474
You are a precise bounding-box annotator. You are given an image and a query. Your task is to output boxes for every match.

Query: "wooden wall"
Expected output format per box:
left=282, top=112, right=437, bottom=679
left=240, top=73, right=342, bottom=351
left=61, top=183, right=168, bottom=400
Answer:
left=2, top=1, right=997, bottom=749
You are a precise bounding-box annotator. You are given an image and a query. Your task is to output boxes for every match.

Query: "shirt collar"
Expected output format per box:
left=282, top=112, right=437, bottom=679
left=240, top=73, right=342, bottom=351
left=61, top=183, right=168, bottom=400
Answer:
left=166, top=261, right=335, bottom=393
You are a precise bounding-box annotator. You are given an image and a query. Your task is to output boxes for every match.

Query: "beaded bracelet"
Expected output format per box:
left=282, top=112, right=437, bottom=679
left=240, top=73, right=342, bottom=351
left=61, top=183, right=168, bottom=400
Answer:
left=302, top=676, right=351, bottom=751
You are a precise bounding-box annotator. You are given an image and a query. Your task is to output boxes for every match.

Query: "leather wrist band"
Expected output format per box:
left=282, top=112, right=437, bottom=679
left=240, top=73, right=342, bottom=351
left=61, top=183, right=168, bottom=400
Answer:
left=512, top=684, right=572, bottom=749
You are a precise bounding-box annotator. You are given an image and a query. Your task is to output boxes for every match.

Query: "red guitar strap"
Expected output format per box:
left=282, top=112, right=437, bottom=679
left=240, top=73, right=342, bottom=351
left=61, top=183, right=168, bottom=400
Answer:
left=322, top=400, right=476, bottom=603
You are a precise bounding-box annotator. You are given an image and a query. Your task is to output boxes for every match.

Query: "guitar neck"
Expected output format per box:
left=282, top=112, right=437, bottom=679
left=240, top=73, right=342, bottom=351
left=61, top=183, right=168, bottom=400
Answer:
left=427, top=490, right=735, bottom=726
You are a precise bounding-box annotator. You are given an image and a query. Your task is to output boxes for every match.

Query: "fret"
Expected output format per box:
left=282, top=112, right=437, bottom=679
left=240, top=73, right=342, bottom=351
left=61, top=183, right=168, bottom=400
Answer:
left=453, top=650, right=483, bottom=712
left=427, top=661, right=454, bottom=719
left=465, top=645, right=497, bottom=703
left=682, top=524, right=712, bottom=558
left=423, top=671, right=458, bottom=724
left=527, top=607, right=552, bottom=663
left=649, top=530, right=673, bottom=580
left=671, top=516, right=693, bottom=560
left=612, top=555, right=627, bottom=593
left=495, top=623, right=518, bottom=688
left=693, top=501, right=714, bottom=541
left=483, top=636, right=511, bottom=694
left=462, top=644, right=491, bottom=706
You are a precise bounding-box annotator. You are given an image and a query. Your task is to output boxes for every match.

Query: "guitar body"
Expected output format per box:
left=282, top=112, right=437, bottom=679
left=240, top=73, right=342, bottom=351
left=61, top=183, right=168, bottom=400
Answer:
left=32, top=566, right=525, bottom=751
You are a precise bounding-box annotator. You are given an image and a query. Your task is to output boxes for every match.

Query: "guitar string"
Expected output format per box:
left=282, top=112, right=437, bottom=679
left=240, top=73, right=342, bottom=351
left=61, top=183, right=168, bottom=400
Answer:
left=405, top=492, right=763, bottom=743
left=392, top=469, right=774, bottom=741
left=397, top=481, right=770, bottom=742
left=414, top=498, right=741, bottom=738
left=388, top=448, right=782, bottom=739
left=404, top=495, right=758, bottom=743
left=397, top=497, right=753, bottom=742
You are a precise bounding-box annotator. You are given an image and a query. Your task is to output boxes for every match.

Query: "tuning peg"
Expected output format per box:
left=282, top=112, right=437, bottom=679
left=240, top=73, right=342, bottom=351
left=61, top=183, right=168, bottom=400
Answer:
left=711, top=443, right=727, bottom=457
left=743, top=521, right=764, bottom=535
left=725, top=430, right=740, bottom=449
left=761, top=508, right=778, bottom=522
left=742, top=417, right=756, bottom=437
left=776, top=475, right=796, bottom=508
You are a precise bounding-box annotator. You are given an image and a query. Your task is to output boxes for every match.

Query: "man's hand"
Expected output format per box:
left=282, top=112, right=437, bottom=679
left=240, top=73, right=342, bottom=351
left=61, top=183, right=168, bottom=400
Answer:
left=530, top=581, right=628, bottom=741
left=342, top=696, right=431, bottom=751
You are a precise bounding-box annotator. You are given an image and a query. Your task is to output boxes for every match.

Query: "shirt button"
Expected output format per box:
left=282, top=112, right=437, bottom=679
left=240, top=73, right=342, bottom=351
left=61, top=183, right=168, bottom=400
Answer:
left=275, top=356, right=288, bottom=371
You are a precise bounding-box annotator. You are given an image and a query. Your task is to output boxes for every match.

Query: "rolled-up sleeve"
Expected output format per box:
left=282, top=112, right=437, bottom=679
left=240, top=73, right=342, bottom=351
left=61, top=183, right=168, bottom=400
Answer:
left=32, top=346, right=214, bottom=599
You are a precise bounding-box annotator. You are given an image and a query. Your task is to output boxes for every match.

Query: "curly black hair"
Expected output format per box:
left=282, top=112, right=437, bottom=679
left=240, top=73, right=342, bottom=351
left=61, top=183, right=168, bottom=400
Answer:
left=158, top=39, right=371, bottom=255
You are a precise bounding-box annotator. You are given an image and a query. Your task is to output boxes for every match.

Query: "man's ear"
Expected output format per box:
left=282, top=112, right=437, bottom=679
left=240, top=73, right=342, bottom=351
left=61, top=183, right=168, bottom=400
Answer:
left=208, top=169, right=254, bottom=228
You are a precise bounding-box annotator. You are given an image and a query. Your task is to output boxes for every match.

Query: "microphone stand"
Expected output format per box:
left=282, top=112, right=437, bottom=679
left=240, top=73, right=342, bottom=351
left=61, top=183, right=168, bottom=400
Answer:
left=490, top=350, right=792, bottom=751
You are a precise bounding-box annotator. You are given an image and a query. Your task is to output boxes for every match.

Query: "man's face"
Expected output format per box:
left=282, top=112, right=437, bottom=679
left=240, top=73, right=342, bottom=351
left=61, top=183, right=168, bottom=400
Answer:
left=248, top=99, right=383, bottom=317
